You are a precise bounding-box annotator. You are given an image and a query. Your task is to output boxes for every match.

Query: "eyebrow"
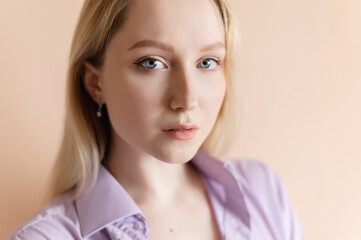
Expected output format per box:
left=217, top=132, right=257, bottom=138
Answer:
left=199, top=41, right=225, bottom=52
left=128, top=40, right=225, bottom=52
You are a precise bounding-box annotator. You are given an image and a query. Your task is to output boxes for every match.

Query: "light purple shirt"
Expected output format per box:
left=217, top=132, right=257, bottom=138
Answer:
left=6, top=150, right=304, bottom=239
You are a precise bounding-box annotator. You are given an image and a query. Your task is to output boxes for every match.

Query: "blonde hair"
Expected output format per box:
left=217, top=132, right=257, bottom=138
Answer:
left=50, top=0, right=241, bottom=200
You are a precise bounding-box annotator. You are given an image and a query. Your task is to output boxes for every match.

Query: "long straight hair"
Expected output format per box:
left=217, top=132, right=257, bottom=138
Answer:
left=49, top=0, right=242, bottom=200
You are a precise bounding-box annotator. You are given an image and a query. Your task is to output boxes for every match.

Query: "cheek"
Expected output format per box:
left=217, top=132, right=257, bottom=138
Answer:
left=199, top=74, right=226, bottom=116
left=103, top=74, right=164, bottom=133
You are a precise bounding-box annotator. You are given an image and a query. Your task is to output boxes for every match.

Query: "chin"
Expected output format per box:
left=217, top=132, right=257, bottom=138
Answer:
left=152, top=145, right=200, bottom=164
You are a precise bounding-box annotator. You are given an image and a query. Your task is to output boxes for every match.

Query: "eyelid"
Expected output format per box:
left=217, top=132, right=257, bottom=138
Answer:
left=134, top=56, right=168, bottom=69
left=200, top=56, right=220, bottom=63
left=133, top=56, right=222, bottom=71
left=197, top=57, right=222, bottom=69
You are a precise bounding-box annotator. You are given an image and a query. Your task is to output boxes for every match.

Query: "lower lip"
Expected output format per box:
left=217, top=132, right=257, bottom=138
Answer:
left=162, top=129, right=198, bottom=140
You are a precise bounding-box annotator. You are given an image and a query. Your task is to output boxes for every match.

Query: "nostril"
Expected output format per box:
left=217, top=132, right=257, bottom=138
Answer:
left=170, top=96, right=198, bottom=111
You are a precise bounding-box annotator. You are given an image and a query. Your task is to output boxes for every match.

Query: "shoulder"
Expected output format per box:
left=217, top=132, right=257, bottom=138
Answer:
left=228, top=158, right=283, bottom=195
left=225, top=158, right=304, bottom=239
left=5, top=193, right=81, bottom=240
left=226, top=157, right=292, bottom=212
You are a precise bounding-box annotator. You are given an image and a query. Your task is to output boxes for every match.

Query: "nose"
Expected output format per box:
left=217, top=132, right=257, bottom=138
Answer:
left=169, top=67, right=199, bottom=112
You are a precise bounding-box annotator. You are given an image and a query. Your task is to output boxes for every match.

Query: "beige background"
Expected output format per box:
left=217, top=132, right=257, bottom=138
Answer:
left=1, top=0, right=360, bottom=239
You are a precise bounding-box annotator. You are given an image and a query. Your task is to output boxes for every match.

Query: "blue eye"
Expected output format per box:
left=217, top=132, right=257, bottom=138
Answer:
left=198, top=58, right=219, bottom=69
left=135, top=58, right=166, bottom=70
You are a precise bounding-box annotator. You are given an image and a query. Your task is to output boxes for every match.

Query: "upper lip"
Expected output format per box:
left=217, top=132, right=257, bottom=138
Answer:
left=162, top=124, right=199, bottom=131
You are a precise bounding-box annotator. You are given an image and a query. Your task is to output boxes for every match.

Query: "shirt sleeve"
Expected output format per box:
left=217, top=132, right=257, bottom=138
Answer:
left=9, top=227, right=49, bottom=240
left=266, top=162, right=304, bottom=240
left=5, top=215, right=80, bottom=240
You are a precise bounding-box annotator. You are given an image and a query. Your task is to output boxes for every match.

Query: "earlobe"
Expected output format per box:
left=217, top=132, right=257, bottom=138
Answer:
left=83, top=61, right=103, bottom=102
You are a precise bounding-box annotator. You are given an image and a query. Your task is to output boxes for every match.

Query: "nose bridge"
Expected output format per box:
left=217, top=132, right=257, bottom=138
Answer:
left=169, top=65, right=199, bottom=111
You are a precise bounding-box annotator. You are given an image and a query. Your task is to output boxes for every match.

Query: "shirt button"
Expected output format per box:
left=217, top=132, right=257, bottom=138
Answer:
left=133, top=222, right=142, bottom=230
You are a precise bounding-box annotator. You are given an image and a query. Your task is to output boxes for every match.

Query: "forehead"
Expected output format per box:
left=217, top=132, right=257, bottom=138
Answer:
left=114, top=0, right=225, bottom=50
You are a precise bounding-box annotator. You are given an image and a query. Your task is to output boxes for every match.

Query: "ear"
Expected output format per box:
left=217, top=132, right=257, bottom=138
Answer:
left=83, top=61, right=104, bottom=103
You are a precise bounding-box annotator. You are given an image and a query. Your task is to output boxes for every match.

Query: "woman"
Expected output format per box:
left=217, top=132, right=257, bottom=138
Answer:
left=6, top=0, right=303, bottom=239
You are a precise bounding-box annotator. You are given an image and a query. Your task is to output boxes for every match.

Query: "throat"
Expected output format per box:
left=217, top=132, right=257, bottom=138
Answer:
left=126, top=163, right=202, bottom=207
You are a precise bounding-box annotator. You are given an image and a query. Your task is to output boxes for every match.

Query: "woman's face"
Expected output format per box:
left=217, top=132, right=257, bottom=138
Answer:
left=98, top=0, right=226, bottom=163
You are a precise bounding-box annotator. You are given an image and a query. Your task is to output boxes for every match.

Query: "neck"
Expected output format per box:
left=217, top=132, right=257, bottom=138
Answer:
left=104, top=133, right=200, bottom=207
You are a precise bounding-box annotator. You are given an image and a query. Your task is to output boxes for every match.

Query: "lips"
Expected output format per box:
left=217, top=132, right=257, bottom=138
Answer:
left=162, top=124, right=199, bottom=140
left=162, top=125, right=198, bottom=140
left=162, top=124, right=199, bottom=131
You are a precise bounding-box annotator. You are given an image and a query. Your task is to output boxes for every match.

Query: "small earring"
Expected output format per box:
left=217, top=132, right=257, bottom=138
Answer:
left=96, top=96, right=103, bottom=118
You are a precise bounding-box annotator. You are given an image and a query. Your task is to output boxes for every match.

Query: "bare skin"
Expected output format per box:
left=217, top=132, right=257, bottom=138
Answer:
left=104, top=130, right=222, bottom=239
left=83, top=0, right=226, bottom=238
left=105, top=158, right=221, bottom=240
left=135, top=165, right=221, bottom=240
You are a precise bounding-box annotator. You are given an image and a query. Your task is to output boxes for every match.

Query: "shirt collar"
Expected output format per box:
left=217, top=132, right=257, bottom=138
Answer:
left=75, top=149, right=250, bottom=238
left=191, top=149, right=251, bottom=238
left=75, top=165, right=142, bottom=238
left=190, top=149, right=242, bottom=191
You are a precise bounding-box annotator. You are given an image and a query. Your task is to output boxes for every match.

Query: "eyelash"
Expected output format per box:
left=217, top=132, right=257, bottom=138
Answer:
left=134, top=57, right=221, bottom=71
left=198, top=58, right=221, bottom=69
left=134, top=56, right=166, bottom=71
